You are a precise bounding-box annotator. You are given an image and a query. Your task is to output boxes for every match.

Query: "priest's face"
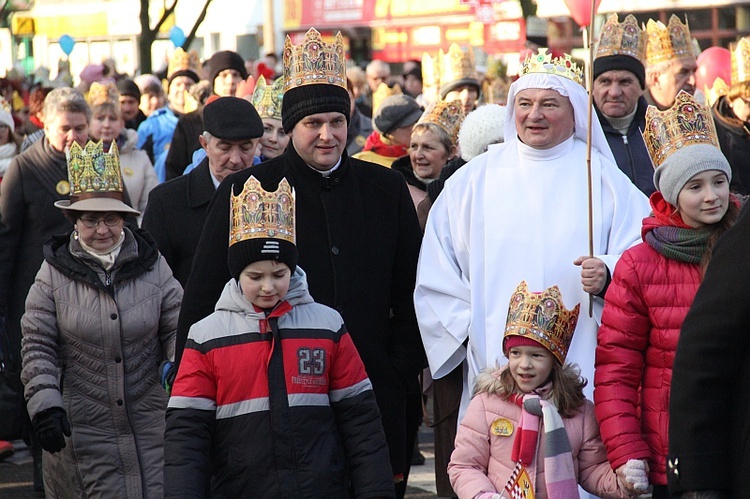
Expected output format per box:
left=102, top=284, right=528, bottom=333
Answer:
left=593, top=69, right=643, bottom=118
left=514, top=88, right=575, bottom=149
left=291, top=112, right=347, bottom=171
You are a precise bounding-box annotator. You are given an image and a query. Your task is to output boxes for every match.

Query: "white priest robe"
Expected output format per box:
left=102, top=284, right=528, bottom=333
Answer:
left=414, top=134, right=650, bottom=422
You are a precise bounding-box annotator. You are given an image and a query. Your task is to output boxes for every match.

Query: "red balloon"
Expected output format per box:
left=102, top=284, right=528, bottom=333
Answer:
left=564, top=0, right=602, bottom=27
left=695, top=47, right=732, bottom=91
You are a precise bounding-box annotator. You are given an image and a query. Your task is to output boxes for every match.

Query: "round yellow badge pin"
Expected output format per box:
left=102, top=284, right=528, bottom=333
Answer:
left=56, top=180, right=70, bottom=195
left=490, top=417, right=514, bottom=437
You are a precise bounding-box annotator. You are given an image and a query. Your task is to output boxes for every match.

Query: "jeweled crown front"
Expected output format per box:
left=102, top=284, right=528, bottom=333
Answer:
left=417, top=99, right=465, bottom=144
left=645, top=15, right=693, bottom=65
left=282, top=28, right=346, bottom=93
left=66, top=140, right=123, bottom=201
left=519, top=48, right=584, bottom=86
left=595, top=14, right=646, bottom=61
left=731, top=37, right=750, bottom=85
left=642, top=90, right=719, bottom=168
left=504, top=281, right=580, bottom=364
left=252, top=75, right=284, bottom=120
left=168, top=47, right=201, bottom=79
left=229, top=176, right=295, bottom=247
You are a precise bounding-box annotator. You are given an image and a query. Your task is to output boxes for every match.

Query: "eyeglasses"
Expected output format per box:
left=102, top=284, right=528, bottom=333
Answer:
left=79, top=214, right=123, bottom=228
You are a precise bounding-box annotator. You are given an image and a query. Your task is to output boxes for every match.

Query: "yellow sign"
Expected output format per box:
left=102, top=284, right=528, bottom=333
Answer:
left=11, top=15, right=34, bottom=36
left=34, top=13, right=107, bottom=38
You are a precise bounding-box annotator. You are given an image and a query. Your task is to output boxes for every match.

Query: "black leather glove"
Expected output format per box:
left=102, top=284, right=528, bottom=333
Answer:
left=32, top=407, right=71, bottom=453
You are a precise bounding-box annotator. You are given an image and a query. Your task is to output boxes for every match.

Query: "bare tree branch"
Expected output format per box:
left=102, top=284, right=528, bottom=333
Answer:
left=153, top=0, right=179, bottom=33
left=183, top=0, right=214, bottom=49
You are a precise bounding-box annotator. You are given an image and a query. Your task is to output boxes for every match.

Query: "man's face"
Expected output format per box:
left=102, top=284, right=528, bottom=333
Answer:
left=291, top=112, right=347, bottom=171
left=213, top=69, right=243, bottom=97
left=593, top=69, right=643, bottom=118
left=445, top=85, right=479, bottom=115
left=366, top=66, right=390, bottom=93
left=650, top=56, right=697, bottom=107
left=119, top=95, right=140, bottom=121
left=44, top=111, right=89, bottom=152
left=403, top=74, right=423, bottom=98
left=168, top=76, right=195, bottom=113
left=199, top=134, right=258, bottom=182
left=514, top=88, right=575, bottom=150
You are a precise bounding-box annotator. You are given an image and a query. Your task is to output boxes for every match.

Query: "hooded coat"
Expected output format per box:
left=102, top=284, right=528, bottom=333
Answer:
left=21, top=227, right=182, bottom=498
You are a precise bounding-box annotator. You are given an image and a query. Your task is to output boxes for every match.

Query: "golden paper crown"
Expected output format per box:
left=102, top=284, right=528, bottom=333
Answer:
left=168, top=48, right=201, bottom=80
left=646, top=15, right=693, bottom=65
left=519, top=48, right=584, bottom=86
left=282, top=28, right=346, bottom=93
left=595, top=14, right=646, bottom=61
left=372, top=82, right=402, bottom=116
left=87, top=81, right=119, bottom=107
left=252, top=75, right=284, bottom=121
left=705, top=77, right=729, bottom=107
left=731, top=37, right=750, bottom=85
left=417, top=99, right=465, bottom=144
left=439, top=43, right=477, bottom=88
left=643, top=90, right=719, bottom=168
left=230, top=176, right=295, bottom=247
left=504, top=281, right=580, bottom=365
left=66, top=140, right=123, bottom=202
left=0, top=97, right=11, bottom=113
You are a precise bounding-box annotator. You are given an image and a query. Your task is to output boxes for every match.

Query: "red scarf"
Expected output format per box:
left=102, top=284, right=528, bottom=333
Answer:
left=29, top=114, right=44, bottom=129
left=362, top=132, right=408, bottom=158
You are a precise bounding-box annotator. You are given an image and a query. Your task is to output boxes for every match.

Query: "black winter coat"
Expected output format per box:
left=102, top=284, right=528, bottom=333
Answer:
left=596, top=96, right=655, bottom=197
left=176, top=143, right=426, bottom=477
left=668, top=202, right=750, bottom=496
left=712, top=96, right=750, bottom=195
left=141, top=158, right=215, bottom=287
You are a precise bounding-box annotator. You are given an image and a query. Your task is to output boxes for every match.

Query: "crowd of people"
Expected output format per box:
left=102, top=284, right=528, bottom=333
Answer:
left=0, top=11, right=747, bottom=499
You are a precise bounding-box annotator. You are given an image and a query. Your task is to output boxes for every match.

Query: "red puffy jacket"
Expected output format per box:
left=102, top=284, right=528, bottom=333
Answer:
left=594, top=194, right=703, bottom=486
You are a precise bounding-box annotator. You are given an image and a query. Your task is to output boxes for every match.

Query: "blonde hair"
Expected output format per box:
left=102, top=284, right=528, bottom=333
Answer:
left=474, top=362, right=587, bottom=418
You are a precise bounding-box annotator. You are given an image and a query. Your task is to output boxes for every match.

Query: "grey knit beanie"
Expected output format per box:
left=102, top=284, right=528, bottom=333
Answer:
left=654, top=143, right=732, bottom=205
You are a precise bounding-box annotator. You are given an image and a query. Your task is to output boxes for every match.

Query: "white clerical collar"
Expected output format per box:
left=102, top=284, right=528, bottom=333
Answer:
left=517, top=134, right=576, bottom=161
left=307, top=157, right=342, bottom=177
left=209, top=170, right=221, bottom=189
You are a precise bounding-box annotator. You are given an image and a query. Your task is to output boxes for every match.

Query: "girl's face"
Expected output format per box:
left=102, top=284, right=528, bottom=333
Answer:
left=507, top=345, right=555, bottom=393
left=89, top=110, right=123, bottom=142
left=409, top=128, right=453, bottom=180
left=238, top=260, right=291, bottom=309
left=259, top=118, right=290, bottom=159
left=677, top=170, right=730, bottom=228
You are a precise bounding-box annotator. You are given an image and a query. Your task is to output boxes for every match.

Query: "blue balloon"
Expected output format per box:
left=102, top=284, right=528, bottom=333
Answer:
left=169, top=27, right=186, bottom=48
left=59, top=35, right=75, bottom=56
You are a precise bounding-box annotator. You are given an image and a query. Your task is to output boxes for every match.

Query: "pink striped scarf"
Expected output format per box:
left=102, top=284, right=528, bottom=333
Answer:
left=509, top=387, right=579, bottom=498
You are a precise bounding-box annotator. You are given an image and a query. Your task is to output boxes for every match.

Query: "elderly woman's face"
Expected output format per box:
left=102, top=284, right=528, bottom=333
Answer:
left=44, top=111, right=88, bottom=152
left=75, top=211, right=124, bottom=252
left=514, top=88, right=575, bottom=150
left=409, top=127, right=453, bottom=180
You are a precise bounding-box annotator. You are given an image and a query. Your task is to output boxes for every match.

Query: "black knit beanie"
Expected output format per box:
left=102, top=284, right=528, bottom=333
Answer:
left=116, top=79, right=141, bottom=100
left=281, top=84, right=350, bottom=133
left=228, top=238, right=298, bottom=280
left=593, top=54, right=645, bottom=89
left=208, top=51, right=248, bottom=87
left=168, top=69, right=200, bottom=88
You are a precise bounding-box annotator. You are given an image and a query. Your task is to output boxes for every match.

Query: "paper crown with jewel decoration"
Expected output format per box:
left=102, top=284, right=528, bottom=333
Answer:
left=252, top=75, right=284, bottom=121
left=167, top=47, right=201, bottom=81
left=645, top=15, right=693, bottom=65
left=87, top=81, right=119, bottom=108
left=731, top=37, right=750, bottom=85
left=67, top=140, right=122, bottom=201
left=282, top=28, right=346, bottom=93
left=503, top=281, right=580, bottom=365
left=642, top=90, right=719, bottom=168
left=372, top=82, right=402, bottom=116
left=519, top=48, right=584, bottom=86
left=705, top=77, right=729, bottom=107
left=416, top=99, right=465, bottom=145
left=230, top=176, right=295, bottom=247
left=595, top=14, right=647, bottom=61
left=438, top=43, right=479, bottom=96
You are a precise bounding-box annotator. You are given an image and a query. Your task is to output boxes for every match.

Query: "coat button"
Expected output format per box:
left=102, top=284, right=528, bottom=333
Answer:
left=114, top=356, right=122, bottom=363
left=116, top=399, right=123, bottom=406
left=331, top=246, right=340, bottom=255
left=110, top=313, right=118, bottom=320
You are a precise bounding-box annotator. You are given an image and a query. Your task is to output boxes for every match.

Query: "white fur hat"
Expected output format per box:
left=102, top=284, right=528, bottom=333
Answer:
left=0, top=108, right=14, bottom=132
left=458, top=104, right=506, bottom=161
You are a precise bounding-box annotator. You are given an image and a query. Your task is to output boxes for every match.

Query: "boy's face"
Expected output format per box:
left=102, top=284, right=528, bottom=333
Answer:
left=238, top=260, right=291, bottom=309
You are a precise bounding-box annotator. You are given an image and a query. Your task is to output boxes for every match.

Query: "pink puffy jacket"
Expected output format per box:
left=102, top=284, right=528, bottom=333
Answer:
left=594, top=225, right=702, bottom=485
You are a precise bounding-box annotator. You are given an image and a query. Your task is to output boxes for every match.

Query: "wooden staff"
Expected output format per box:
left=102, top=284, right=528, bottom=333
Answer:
left=585, top=0, right=597, bottom=316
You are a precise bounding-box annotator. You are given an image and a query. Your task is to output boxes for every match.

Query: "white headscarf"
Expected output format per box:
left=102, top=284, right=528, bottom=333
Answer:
left=504, top=73, right=617, bottom=165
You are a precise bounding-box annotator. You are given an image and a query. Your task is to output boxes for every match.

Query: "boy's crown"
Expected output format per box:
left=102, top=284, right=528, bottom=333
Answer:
left=503, top=281, right=580, bottom=364
left=229, top=176, right=295, bottom=247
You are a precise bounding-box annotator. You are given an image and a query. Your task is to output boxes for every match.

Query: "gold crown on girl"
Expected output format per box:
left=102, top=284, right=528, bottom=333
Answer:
left=417, top=99, right=465, bottom=144
left=229, top=176, right=295, bottom=247
left=595, top=14, right=647, bottom=61
left=504, top=281, right=580, bottom=365
left=519, top=48, right=584, bottom=86
left=372, top=82, right=402, bottom=115
left=282, top=28, right=346, bottom=93
left=731, top=37, right=750, bottom=85
left=168, top=47, right=201, bottom=79
left=645, top=15, right=693, bottom=65
left=252, top=75, right=285, bottom=121
left=66, top=140, right=123, bottom=201
left=440, top=43, right=478, bottom=87
left=642, top=90, right=719, bottom=168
